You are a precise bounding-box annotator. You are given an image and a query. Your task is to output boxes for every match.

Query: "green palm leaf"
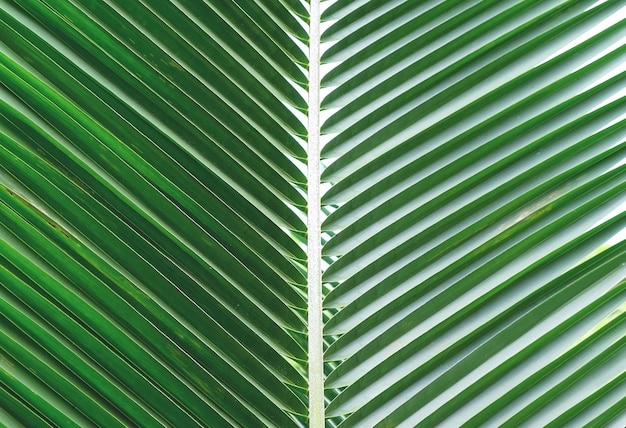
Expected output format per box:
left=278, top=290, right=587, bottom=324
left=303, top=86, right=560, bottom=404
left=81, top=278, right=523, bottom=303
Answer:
left=1, top=0, right=308, bottom=426
left=320, top=0, right=625, bottom=426
left=2, top=0, right=625, bottom=426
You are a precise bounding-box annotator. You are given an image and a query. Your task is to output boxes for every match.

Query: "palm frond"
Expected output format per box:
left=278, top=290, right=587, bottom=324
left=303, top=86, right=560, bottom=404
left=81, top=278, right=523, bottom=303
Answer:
left=1, top=1, right=308, bottom=425
left=321, top=0, right=626, bottom=425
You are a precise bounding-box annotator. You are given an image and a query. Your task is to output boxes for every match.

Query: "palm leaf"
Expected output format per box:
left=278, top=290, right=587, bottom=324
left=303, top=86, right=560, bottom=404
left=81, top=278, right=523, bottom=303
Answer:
left=1, top=0, right=308, bottom=426
left=2, top=0, right=625, bottom=426
left=320, top=0, right=626, bottom=426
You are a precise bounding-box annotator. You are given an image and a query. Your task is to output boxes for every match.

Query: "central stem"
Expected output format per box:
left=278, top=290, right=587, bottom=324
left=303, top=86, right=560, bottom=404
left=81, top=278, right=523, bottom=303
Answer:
left=307, top=0, right=323, bottom=426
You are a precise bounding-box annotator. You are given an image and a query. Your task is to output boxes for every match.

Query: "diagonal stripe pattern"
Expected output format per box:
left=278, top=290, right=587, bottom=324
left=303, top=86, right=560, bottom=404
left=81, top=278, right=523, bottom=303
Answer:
left=320, top=0, right=626, bottom=426
left=1, top=0, right=309, bottom=426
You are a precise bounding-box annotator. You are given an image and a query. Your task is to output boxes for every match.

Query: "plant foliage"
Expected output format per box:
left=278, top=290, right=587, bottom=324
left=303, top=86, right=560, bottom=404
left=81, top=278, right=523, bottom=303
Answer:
left=1, top=0, right=624, bottom=427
